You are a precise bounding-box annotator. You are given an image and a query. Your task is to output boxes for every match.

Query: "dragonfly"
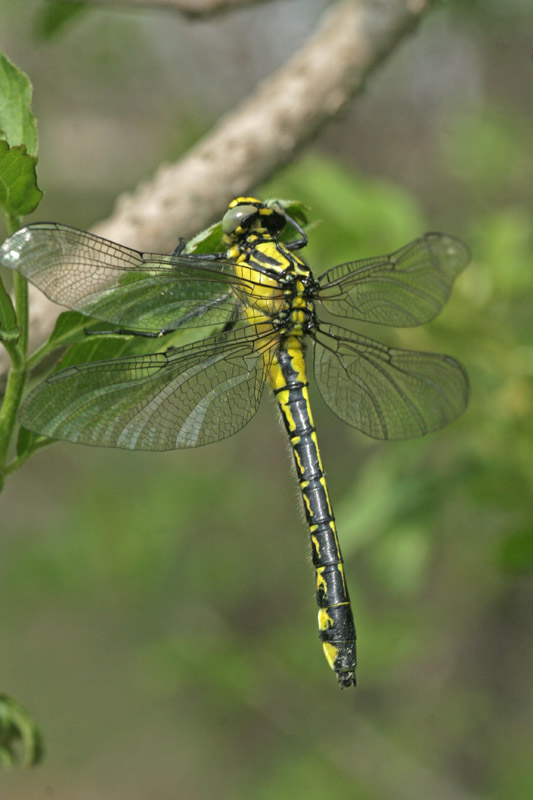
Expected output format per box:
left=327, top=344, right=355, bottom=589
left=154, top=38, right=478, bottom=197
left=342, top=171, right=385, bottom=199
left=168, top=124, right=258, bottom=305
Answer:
left=0, top=197, right=470, bottom=687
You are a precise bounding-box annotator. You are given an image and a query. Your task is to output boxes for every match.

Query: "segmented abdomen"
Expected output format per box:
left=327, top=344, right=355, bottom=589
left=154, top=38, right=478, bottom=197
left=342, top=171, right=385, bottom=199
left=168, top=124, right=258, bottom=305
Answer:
left=268, top=340, right=357, bottom=688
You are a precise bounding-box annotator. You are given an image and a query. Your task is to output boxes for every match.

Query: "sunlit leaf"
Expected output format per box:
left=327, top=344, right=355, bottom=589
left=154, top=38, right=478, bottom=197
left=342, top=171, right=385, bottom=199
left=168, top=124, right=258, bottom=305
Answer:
left=0, top=51, right=38, bottom=155
left=0, top=141, right=43, bottom=219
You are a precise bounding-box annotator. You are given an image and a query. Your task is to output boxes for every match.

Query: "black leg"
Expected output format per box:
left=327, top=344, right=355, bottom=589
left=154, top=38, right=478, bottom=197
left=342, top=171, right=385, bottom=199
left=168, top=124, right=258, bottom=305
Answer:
left=275, top=206, right=308, bottom=251
left=170, top=238, right=187, bottom=256
left=84, top=327, right=177, bottom=339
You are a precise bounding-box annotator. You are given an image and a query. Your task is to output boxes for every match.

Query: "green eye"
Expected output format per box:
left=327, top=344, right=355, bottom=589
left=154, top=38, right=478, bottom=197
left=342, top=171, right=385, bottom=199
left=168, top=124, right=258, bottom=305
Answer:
left=221, top=204, right=258, bottom=235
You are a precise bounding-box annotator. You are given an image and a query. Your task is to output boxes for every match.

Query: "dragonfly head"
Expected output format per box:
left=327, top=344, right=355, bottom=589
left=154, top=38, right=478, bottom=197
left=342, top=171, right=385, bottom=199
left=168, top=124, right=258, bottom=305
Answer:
left=222, top=197, right=286, bottom=245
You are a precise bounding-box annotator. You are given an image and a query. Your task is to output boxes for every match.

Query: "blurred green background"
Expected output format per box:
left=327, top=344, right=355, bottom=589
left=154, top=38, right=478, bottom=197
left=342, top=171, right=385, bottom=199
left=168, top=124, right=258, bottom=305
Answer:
left=1, top=1, right=533, bottom=798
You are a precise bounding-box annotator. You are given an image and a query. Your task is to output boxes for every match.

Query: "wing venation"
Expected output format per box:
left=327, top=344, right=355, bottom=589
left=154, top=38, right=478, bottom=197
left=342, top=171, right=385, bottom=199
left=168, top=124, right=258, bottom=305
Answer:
left=313, top=323, right=469, bottom=440
left=318, top=233, right=470, bottom=326
left=0, top=223, right=280, bottom=332
left=19, top=326, right=276, bottom=450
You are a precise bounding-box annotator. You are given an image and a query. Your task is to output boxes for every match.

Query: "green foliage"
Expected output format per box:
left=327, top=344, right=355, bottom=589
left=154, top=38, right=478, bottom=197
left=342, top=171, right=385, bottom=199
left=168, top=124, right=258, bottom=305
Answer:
left=499, top=531, right=533, bottom=575
left=0, top=48, right=44, bottom=771
left=442, top=106, right=532, bottom=206
left=35, top=1, right=90, bottom=39
left=0, top=694, right=43, bottom=768
left=0, top=49, right=41, bottom=476
left=0, top=141, right=42, bottom=221
left=0, top=51, right=42, bottom=230
left=0, top=51, right=38, bottom=156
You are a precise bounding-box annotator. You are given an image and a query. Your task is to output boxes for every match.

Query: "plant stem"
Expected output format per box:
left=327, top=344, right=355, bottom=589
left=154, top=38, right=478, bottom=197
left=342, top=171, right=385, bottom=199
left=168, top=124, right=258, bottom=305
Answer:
left=0, top=215, right=29, bottom=489
left=13, top=272, right=28, bottom=354
left=0, top=274, right=18, bottom=340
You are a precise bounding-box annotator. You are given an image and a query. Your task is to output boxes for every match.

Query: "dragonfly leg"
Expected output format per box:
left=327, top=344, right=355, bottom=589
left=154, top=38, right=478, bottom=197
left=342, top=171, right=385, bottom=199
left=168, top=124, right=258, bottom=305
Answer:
left=282, top=211, right=308, bottom=252
left=84, top=327, right=177, bottom=338
left=171, top=238, right=224, bottom=261
left=170, top=238, right=187, bottom=256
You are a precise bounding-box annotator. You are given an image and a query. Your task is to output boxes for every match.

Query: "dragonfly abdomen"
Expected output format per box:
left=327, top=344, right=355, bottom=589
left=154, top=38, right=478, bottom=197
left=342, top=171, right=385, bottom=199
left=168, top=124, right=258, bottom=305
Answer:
left=268, top=340, right=357, bottom=688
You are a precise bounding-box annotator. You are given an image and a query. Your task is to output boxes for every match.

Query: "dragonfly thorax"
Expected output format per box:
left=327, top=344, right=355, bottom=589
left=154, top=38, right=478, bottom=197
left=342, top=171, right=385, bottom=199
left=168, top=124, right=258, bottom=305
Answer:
left=228, top=214, right=318, bottom=335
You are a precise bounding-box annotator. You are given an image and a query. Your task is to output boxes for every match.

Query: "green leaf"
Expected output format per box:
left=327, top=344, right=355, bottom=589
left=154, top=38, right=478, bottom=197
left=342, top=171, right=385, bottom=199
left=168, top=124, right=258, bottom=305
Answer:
left=15, top=423, right=41, bottom=458
left=55, top=335, right=135, bottom=371
left=0, top=51, right=38, bottom=155
left=0, top=141, right=43, bottom=220
left=36, top=2, right=90, bottom=40
left=47, top=310, right=109, bottom=348
left=185, top=221, right=225, bottom=255
left=498, top=531, right=533, bottom=575
left=0, top=694, right=44, bottom=769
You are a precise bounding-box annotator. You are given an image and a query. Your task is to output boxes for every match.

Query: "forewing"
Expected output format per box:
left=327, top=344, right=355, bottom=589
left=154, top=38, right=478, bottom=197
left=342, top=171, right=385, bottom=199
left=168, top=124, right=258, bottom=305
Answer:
left=313, top=323, right=469, bottom=440
left=0, top=223, right=266, bottom=331
left=317, top=233, right=470, bottom=326
left=19, top=326, right=276, bottom=450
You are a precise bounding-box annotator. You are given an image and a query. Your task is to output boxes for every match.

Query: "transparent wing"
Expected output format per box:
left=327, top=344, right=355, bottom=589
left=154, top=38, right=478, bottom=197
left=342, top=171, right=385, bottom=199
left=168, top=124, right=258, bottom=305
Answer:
left=1, top=223, right=279, bottom=332
left=19, top=325, right=276, bottom=450
left=317, top=233, right=470, bottom=326
left=313, top=323, right=469, bottom=440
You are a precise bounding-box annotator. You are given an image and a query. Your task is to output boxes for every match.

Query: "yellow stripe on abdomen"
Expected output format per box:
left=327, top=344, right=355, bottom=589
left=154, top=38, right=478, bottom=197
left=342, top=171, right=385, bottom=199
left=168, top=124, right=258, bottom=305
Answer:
left=269, top=339, right=356, bottom=688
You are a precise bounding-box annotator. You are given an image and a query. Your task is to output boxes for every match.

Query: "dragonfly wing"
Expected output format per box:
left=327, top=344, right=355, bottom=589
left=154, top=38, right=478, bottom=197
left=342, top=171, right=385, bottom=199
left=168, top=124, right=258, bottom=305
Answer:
left=317, top=233, right=470, bottom=326
left=0, top=223, right=258, bottom=332
left=19, top=326, right=275, bottom=450
left=313, top=323, right=469, bottom=440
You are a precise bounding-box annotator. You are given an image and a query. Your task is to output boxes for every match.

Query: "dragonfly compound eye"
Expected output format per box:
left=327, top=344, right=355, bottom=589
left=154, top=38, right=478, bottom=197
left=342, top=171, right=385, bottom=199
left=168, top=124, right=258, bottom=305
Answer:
left=222, top=204, right=260, bottom=236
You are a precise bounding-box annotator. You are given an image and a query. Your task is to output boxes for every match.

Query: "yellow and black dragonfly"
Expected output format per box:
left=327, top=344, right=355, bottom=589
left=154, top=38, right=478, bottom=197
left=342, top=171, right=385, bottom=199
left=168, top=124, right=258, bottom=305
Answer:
left=0, top=198, right=470, bottom=687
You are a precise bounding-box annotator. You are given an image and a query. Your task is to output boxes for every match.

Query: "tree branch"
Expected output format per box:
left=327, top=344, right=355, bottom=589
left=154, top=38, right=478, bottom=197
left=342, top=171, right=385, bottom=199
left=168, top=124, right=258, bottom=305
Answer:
left=93, top=0, right=432, bottom=251
left=1, top=0, right=432, bottom=375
